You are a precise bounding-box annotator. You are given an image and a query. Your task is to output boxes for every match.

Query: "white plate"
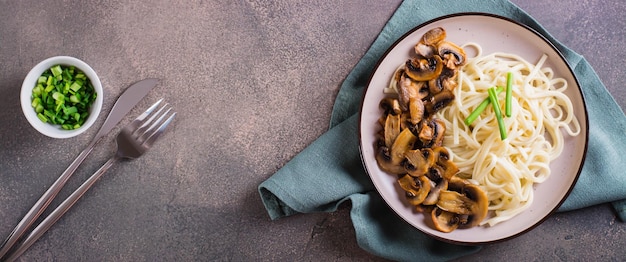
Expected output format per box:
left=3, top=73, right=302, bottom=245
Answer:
left=359, top=13, right=588, bottom=244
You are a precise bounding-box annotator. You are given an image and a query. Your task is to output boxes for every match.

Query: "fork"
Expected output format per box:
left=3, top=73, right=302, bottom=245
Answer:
left=2, top=99, right=175, bottom=261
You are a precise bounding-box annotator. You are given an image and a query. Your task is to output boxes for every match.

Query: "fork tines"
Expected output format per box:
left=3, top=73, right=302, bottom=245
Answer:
left=129, top=99, right=176, bottom=147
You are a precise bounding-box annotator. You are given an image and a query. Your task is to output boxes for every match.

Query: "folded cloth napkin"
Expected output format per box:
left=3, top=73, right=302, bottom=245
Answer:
left=259, top=0, right=626, bottom=260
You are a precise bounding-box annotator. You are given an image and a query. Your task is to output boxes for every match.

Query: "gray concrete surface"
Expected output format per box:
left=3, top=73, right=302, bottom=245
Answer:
left=0, top=0, right=624, bottom=261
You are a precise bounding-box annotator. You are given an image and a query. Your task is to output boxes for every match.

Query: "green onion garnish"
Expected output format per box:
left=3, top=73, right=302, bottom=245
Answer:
left=50, top=65, right=63, bottom=78
left=505, top=72, right=513, bottom=117
left=30, top=65, right=97, bottom=130
left=488, top=87, right=507, bottom=140
left=464, top=86, right=505, bottom=126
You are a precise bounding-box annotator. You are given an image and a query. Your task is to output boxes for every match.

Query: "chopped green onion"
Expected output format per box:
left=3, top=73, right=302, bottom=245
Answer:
left=488, top=87, right=507, bottom=140
left=31, top=64, right=97, bottom=130
left=44, top=82, right=55, bottom=93
left=31, top=97, right=41, bottom=108
left=44, top=110, right=55, bottom=119
left=63, top=106, right=78, bottom=116
left=505, top=72, right=513, bottom=117
left=69, top=81, right=82, bottom=92
left=37, top=113, right=49, bottom=123
left=50, top=65, right=62, bottom=77
left=52, top=91, right=64, bottom=101
left=69, top=95, right=79, bottom=103
left=464, top=86, right=505, bottom=126
left=33, top=84, right=43, bottom=96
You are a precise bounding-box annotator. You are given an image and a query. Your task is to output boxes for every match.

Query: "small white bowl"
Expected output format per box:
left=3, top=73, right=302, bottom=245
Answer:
left=20, top=56, right=103, bottom=139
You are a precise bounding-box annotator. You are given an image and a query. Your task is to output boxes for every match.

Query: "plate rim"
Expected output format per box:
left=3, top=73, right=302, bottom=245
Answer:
left=357, top=12, right=590, bottom=245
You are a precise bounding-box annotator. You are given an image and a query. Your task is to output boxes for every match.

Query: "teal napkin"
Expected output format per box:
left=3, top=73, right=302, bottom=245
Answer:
left=259, top=0, right=626, bottom=261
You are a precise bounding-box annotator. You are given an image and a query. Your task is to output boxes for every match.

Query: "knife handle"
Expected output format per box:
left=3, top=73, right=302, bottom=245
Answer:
left=0, top=138, right=100, bottom=260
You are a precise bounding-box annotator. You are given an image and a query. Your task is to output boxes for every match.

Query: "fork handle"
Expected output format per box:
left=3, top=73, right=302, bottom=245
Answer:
left=3, top=156, right=120, bottom=262
left=0, top=139, right=101, bottom=260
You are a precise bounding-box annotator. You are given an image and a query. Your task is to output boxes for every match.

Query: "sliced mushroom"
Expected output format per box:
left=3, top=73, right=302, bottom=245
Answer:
left=389, top=128, right=417, bottom=166
left=427, top=165, right=444, bottom=182
left=432, top=147, right=459, bottom=180
left=431, top=118, right=446, bottom=147
left=432, top=146, right=451, bottom=161
left=437, top=41, right=467, bottom=69
left=417, top=118, right=445, bottom=148
left=422, top=175, right=448, bottom=205
left=422, top=27, right=446, bottom=46
left=431, top=207, right=459, bottom=233
left=404, top=55, right=443, bottom=82
left=399, top=111, right=410, bottom=131
left=459, top=183, right=489, bottom=227
left=404, top=148, right=435, bottom=177
left=375, top=146, right=406, bottom=174
left=436, top=190, right=475, bottom=215
left=425, top=89, right=455, bottom=114
left=427, top=67, right=457, bottom=95
left=408, top=97, right=425, bottom=125
left=428, top=76, right=444, bottom=95
left=437, top=162, right=458, bottom=181
left=398, top=174, right=431, bottom=206
left=415, top=43, right=436, bottom=58
left=441, top=68, right=458, bottom=92
left=383, top=113, right=401, bottom=148
left=445, top=176, right=489, bottom=228
left=417, top=119, right=433, bottom=145
left=398, top=73, right=426, bottom=111
left=379, top=97, right=402, bottom=116
left=448, top=175, right=471, bottom=191
left=415, top=203, right=434, bottom=214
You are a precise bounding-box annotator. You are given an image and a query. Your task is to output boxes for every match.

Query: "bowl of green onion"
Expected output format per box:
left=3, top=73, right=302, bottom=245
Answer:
left=20, top=56, right=103, bottom=138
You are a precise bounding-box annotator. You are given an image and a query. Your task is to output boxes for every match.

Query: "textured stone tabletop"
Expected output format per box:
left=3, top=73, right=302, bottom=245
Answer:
left=0, top=1, right=624, bottom=261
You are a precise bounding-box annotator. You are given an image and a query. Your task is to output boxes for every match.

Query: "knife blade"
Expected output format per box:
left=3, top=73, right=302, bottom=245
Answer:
left=0, top=78, right=159, bottom=259
left=95, top=78, right=159, bottom=140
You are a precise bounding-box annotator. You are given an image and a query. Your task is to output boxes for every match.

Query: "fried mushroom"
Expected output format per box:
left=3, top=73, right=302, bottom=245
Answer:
left=425, top=89, right=455, bottom=114
left=430, top=118, right=446, bottom=147
left=436, top=177, right=489, bottom=228
left=431, top=207, right=460, bottom=233
left=415, top=43, right=436, bottom=58
left=437, top=41, right=467, bottom=69
left=427, top=67, right=458, bottom=94
left=408, top=98, right=425, bottom=125
left=422, top=27, right=446, bottom=46
left=422, top=175, right=448, bottom=205
left=379, top=97, right=402, bottom=116
left=398, top=174, right=431, bottom=206
left=391, top=128, right=417, bottom=158
left=436, top=190, right=476, bottom=215
left=398, top=73, right=427, bottom=111
left=383, top=113, right=401, bottom=148
left=375, top=146, right=406, bottom=174
left=425, top=146, right=458, bottom=181
left=430, top=207, right=460, bottom=233
left=404, top=148, right=435, bottom=177
left=458, top=183, right=489, bottom=228
left=405, top=56, right=443, bottom=82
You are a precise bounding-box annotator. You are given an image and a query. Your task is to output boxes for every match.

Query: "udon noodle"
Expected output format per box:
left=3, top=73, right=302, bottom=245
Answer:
left=435, top=43, right=581, bottom=226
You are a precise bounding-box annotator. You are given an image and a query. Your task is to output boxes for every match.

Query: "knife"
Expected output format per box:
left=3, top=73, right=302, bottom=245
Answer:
left=0, top=78, right=159, bottom=259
